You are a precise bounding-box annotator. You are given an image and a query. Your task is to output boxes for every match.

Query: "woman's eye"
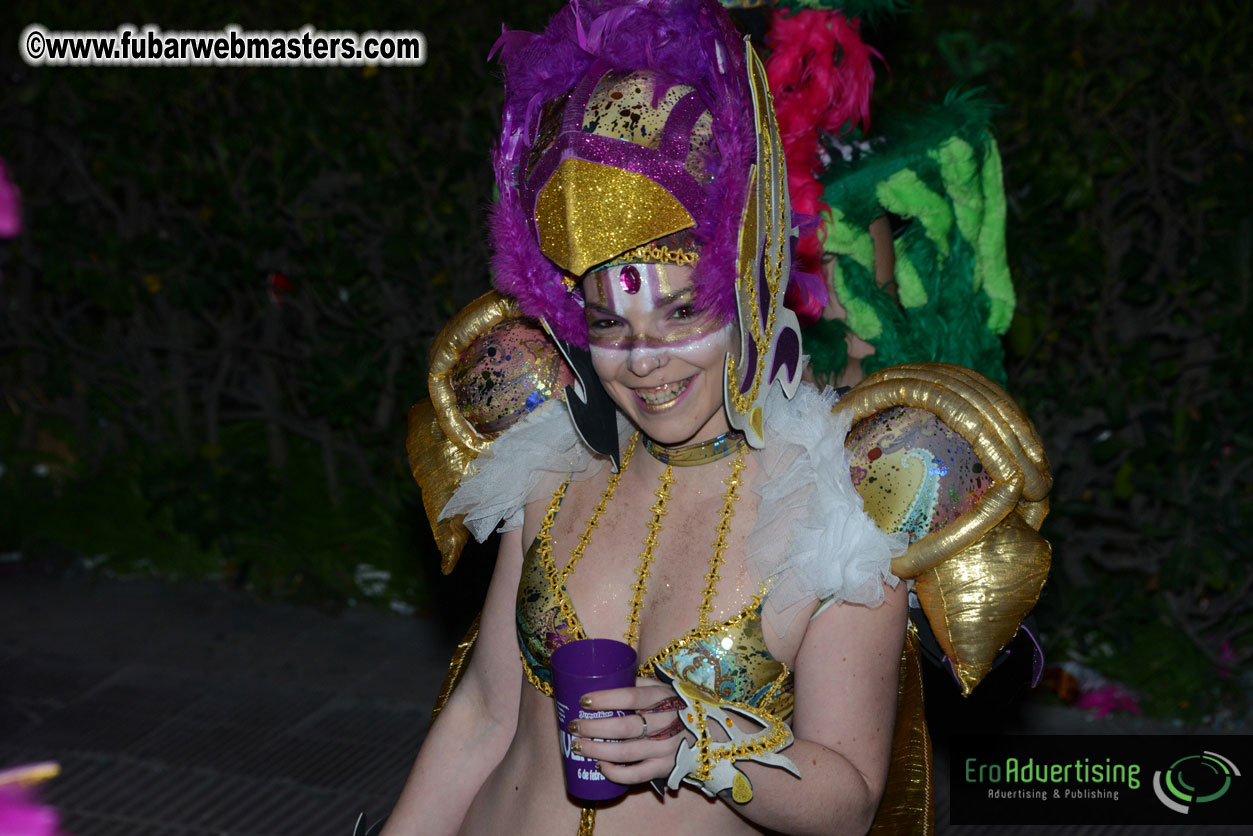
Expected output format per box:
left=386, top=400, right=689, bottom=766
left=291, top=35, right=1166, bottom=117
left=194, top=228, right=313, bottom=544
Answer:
left=589, top=317, right=622, bottom=330
left=671, top=304, right=696, bottom=320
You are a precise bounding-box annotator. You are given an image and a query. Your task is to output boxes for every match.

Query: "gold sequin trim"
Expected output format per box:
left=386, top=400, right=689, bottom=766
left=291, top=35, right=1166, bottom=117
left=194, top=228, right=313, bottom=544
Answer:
left=522, top=656, right=554, bottom=697
left=698, top=448, right=746, bottom=629
left=686, top=690, right=794, bottom=782
left=535, top=480, right=589, bottom=647
left=577, top=807, right=597, bottom=836
left=562, top=435, right=638, bottom=583
left=727, top=56, right=788, bottom=417
left=625, top=463, right=674, bottom=646
left=614, top=243, right=700, bottom=267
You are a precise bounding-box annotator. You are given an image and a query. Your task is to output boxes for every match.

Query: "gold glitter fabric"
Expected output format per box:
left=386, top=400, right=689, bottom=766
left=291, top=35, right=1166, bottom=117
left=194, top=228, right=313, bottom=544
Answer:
left=535, top=158, right=696, bottom=277
left=914, top=511, right=1052, bottom=695
left=430, top=613, right=480, bottom=723
left=834, top=362, right=1052, bottom=696
left=407, top=290, right=572, bottom=574
left=867, top=625, right=934, bottom=836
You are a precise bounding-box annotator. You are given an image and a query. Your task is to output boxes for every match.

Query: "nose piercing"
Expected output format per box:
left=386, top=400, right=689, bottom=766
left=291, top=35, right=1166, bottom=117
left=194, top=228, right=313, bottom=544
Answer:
left=631, top=349, right=663, bottom=374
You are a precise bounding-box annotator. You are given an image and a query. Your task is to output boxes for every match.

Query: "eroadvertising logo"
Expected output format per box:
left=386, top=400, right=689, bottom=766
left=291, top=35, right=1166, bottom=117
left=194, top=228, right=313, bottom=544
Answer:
left=1152, top=750, right=1240, bottom=814
left=950, top=735, right=1251, bottom=826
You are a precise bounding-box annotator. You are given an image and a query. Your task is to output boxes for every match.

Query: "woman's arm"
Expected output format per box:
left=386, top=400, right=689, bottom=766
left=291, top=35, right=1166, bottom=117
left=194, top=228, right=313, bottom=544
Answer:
left=579, top=580, right=908, bottom=836
left=726, top=581, right=908, bottom=836
left=380, top=525, right=527, bottom=836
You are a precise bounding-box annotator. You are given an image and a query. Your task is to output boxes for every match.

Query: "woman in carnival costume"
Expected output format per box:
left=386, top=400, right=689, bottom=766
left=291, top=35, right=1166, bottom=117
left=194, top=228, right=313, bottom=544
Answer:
left=378, top=1, right=1052, bottom=834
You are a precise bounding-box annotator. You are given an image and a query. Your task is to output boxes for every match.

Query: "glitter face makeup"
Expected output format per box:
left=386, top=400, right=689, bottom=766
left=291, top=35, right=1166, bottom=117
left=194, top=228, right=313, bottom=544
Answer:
left=583, top=263, right=738, bottom=446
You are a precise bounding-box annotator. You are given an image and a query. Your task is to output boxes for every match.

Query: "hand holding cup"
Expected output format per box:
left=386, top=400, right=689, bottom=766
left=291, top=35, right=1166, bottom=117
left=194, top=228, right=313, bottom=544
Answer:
left=566, top=677, right=690, bottom=788
left=550, top=638, right=638, bottom=801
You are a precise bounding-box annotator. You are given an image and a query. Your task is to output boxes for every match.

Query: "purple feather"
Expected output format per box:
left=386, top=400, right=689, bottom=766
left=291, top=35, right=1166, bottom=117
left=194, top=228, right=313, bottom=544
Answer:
left=489, top=0, right=757, bottom=345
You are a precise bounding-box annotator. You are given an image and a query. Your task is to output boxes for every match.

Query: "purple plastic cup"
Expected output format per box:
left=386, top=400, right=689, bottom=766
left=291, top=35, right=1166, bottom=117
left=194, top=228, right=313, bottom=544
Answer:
left=550, top=638, right=638, bottom=802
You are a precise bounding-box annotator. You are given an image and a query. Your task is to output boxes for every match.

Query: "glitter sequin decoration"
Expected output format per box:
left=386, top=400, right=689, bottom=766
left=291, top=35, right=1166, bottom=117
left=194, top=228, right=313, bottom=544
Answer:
left=845, top=405, right=994, bottom=543
left=619, top=264, right=642, bottom=294
left=450, top=318, right=575, bottom=437
left=534, top=157, right=697, bottom=276
left=580, top=71, right=715, bottom=185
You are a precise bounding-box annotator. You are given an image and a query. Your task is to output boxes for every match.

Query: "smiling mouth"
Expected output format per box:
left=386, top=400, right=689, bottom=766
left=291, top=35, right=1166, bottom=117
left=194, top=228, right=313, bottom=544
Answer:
left=633, top=376, right=693, bottom=412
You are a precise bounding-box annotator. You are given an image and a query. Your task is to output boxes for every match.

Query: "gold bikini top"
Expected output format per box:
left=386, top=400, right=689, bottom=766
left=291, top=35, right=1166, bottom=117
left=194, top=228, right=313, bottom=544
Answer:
left=515, top=534, right=794, bottom=717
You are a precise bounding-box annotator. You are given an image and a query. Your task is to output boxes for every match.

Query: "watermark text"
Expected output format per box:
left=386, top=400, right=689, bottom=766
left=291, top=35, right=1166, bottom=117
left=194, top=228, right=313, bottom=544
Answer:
left=20, top=24, right=426, bottom=67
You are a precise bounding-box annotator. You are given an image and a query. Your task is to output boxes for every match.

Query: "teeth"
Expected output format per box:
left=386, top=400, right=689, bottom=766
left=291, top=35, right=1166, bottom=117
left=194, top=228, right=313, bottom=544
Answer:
left=637, top=378, right=689, bottom=405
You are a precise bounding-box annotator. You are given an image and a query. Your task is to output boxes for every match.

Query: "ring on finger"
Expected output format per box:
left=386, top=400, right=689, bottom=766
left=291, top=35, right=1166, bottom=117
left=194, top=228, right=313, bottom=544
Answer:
left=637, top=711, right=649, bottom=739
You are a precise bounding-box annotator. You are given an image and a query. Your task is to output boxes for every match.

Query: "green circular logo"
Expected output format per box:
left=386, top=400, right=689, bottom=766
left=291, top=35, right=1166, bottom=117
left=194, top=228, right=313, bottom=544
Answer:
left=1153, top=751, right=1240, bottom=814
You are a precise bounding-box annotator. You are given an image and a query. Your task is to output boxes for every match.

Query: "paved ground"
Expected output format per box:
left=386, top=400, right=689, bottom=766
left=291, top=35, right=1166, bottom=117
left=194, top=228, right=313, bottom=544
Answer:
left=2, top=568, right=462, bottom=836
left=2, top=566, right=1247, bottom=835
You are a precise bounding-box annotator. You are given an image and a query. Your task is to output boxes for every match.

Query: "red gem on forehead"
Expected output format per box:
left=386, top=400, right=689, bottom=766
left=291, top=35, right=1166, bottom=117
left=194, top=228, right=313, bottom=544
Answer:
left=619, top=265, right=641, bottom=295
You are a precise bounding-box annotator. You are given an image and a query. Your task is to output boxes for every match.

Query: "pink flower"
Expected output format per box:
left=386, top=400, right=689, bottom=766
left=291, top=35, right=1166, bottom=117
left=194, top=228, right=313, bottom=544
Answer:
left=0, top=159, right=21, bottom=239
left=1075, top=684, right=1141, bottom=719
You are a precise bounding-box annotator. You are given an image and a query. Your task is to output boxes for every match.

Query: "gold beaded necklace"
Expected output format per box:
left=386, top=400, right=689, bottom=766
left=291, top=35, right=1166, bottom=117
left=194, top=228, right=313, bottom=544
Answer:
left=536, top=433, right=748, bottom=649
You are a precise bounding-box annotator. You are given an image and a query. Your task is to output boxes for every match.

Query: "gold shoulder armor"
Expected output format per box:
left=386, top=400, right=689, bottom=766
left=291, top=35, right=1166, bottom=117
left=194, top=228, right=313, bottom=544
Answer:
left=406, top=291, right=573, bottom=574
left=834, top=362, right=1052, bottom=695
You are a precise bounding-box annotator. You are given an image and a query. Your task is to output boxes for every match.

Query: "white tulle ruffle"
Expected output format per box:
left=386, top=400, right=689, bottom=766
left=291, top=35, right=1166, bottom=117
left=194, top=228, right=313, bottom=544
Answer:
left=440, top=400, right=626, bottom=541
left=440, top=384, right=906, bottom=635
left=747, top=384, right=907, bottom=632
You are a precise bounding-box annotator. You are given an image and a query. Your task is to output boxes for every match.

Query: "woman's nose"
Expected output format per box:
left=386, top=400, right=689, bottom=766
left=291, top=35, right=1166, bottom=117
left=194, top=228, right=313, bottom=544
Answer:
left=627, top=343, right=668, bottom=377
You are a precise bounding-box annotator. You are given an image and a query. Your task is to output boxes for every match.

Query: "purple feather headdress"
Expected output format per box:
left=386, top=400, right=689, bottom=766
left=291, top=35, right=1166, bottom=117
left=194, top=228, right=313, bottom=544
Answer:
left=489, top=0, right=755, bottom=347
